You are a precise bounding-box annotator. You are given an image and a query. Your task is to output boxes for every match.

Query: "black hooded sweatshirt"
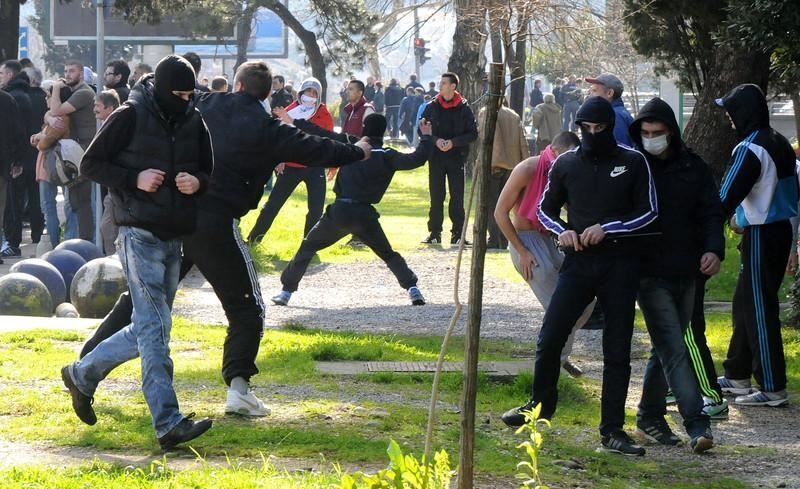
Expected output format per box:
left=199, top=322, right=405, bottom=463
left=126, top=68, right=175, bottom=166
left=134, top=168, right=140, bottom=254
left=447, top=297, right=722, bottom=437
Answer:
left=629, top=97, right=725, bottom=278
left=717, top=84, right=798, bottom=225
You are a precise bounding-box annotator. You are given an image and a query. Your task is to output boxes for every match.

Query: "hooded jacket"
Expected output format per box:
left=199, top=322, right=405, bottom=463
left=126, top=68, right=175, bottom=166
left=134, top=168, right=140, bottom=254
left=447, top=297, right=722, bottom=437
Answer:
left=717, top=84, right=798, bottom=227
left=419, top=92, right=478, bottom=162
left=3, top=74, right=35, bottom=144
left=0, top=90, right=21, bottom=176
left=538, top=97, right=657, bottom=254
left=384, top=81, right=405, bottom=108
left=80, top=75, right=213, bottom=240
left=283, top=77, right=334, bottom=169
left=193, top=89, right=366, bottom=218
left=629, top=97, right=725, bottom=277
left=531, top=94, right=562, bottom=144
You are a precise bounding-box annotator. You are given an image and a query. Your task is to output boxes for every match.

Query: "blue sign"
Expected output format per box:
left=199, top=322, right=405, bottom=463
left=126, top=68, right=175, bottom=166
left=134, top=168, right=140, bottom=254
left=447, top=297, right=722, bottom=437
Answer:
left=174, top=7, right=287, bottom=59
left=19, top=27, right=28, bottom=58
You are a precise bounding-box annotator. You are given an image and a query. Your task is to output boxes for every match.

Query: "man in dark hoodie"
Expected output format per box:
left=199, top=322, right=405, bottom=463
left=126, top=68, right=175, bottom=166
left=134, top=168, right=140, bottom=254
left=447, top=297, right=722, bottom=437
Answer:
left=0, top=89, right=21, bottom=265
left=61, top=55, right=214, bottom=450
left=716, top=84, right=798, bottom=407
left=502, top=96, right=657, bottom=456
left=628, top=97, right=723, bottom=454
left=270, top=113, right=431, bottom=307
left=384, top=78, right=405, bottom=139
left=76, top=61, right=371, bottom=419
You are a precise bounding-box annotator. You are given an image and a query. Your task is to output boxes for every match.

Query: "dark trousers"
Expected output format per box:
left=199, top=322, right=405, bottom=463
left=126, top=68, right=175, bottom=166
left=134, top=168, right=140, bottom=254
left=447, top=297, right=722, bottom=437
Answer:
left=281, top=202, right=417, bottom=292
left=487, top=168, right=510, bottom=247
left=637, top=275, right=709, bottom=438
left=68, top=179, right=94, bottom=241
left=248, top=166, right=325, bottom=243
left=532, top=251, right=639, bottom=435
left=81, top=209, right=266, bottom=385
left=688, top=273, right=724, bottom=402
left=427, top=157, right=466, bottom=237
left=386, top=107, right=400, bottom=139
left=4, top=163, right=44, bottom=247
left=724, top=221, right=791, bottom=392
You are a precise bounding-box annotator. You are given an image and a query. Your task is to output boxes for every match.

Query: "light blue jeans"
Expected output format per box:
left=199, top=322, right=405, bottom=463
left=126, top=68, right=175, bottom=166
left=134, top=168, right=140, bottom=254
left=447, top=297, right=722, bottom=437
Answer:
left=70, top=226, right=185, bottom=437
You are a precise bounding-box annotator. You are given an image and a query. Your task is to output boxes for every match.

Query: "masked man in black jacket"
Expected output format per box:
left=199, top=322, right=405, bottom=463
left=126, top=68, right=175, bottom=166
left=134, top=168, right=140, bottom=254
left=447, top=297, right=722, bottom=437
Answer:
left=269, top=112, right=431, bottom=307
left=76, top=61, right=371, bottom=421
left=501, top=97, right=658, bottom=456
left=628, top=97, right=724, bottom=454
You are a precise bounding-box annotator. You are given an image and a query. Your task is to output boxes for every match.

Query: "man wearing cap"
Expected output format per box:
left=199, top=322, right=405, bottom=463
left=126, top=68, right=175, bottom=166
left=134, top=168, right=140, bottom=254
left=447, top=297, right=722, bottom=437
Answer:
left=716, top=84, right=798, bottom=407
left=61, top=55, right=215, bottom=450
left=586, top=73, right=634, bottom=147
left=503, top=96, right=657, bottom=456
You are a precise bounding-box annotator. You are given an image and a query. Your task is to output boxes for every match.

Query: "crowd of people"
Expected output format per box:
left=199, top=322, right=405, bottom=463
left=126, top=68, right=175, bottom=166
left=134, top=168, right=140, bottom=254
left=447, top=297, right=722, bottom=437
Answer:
left=1, top=52, right=795, bottom=459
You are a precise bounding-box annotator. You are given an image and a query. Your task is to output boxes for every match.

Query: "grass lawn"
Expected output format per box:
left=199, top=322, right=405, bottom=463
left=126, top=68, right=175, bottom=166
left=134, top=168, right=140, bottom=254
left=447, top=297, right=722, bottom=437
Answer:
left=0, top=312, right=797, bottom=487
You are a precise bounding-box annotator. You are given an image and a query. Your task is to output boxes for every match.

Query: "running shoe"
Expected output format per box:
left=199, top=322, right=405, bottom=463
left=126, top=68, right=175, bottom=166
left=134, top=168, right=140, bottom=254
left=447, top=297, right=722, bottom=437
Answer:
left=226, top=388, right=271, bottom=417
left=599, top=431, right=646, bottom=456
left=271, top=290, right=292, bottom=306
left=702, top=397, right=729, bottom=419
left=635, top=418, right=683, bottom=446
left=408, top=286, right=426, bottom=306
left=734, top=390, right=788, bottom=407
left=718, top=376, right=753, bottom=396
left=690, top=428, right=714, bottom=454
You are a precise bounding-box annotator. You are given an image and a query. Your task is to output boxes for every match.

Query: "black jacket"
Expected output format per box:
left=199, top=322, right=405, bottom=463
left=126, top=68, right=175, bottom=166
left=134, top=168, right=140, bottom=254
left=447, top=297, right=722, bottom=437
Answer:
left=270, top=87, right=294, bottom=110
left=629, top=97, right=725, bottom=277
left=28, top=86, right=48, bottom=131
left=109, top=81, right=130, bottom=102
left=384, top=83, right=404, bottom=108
left=3, top=74, right=36, bottom=164
left=294, top=119, right=433, bottom=204
left=538, top=142, right=657, bottom=254
left=194, top=91, right=366, bottom=217
left=419, top=95, right=478, bottom=162
left=81, top=77, right=213, bottom=240
left=0, top=90, right=21, bottom=175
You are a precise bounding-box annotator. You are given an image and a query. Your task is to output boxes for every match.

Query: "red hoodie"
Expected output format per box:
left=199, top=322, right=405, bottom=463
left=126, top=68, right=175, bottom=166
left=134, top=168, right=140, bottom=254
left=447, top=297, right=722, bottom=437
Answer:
left=285, top=101, right=334, bottom=168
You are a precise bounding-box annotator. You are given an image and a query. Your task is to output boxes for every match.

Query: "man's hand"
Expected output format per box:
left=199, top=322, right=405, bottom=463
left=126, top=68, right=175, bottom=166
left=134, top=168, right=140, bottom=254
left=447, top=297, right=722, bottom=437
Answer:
left=558, top=230, right=583, bottom=251
left=272, top=106, right=293, bottom=125
left=730, top=216, right=744, bottom=235
left=274, top=162, right=286, bottom=175
left=175, top=172, right=200, bottom=195
left=45, top=113, right=65, bottom=130
left=30, top=134, right=41, bottom=146
left=419, top=118, right=432, bottom=136
left=516, top=247, right=537, bottom=280
left=580, top=224, right=606, bottom=247
left=787, top=250, right=798, bottom=277
left=10, top=165, right=23, bottom=179
left=137, top=169, right=165, bottom=192
left=700, top=252, right=722, bottom=276
left=354, top=137, right=372, bottom=160
left=436, top=139, right=453, bottom=152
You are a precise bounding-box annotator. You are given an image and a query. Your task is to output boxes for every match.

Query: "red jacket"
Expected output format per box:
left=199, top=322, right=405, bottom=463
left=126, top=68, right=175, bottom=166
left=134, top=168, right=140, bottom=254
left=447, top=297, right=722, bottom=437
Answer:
left=285, top=101, right=334, bottom=168
left=343, top=96, right=374, bottom=137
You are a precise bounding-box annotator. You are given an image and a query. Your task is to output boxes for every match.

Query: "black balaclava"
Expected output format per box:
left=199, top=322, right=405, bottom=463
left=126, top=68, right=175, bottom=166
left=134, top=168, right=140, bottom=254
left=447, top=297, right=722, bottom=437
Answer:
left=153, top=55, right=196, bottom=117
left=363, top=113, right=387, bottom=146
left=575, top=96, right=616, bottom=156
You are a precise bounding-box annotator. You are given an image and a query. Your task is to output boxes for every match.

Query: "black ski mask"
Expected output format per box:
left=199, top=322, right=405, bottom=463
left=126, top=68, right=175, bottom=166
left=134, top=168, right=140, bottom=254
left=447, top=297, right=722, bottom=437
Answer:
left=576, top=96, right=617, bottom=156
left=153, top=55, right=196, bottom=117
left=363, top=113, right=387, bottom=146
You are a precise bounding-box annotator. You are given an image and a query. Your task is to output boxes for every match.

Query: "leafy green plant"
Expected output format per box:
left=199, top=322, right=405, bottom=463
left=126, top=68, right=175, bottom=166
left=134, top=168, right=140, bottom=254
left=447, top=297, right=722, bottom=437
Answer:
left=515, top=403, right=549, bottom=489
left=335, top=439, right=454, bottom=489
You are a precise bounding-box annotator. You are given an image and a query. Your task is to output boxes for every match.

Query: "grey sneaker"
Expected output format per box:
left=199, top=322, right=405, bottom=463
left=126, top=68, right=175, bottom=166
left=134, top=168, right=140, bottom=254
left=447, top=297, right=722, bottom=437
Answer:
left=734, top=390, right=788, bottom=407
left=408, top=286, right=426, bottom=306
left=718, top=376, right=753, bottom=396
left=702, top=397, right=729, bottom=419
left=271, top=290, right=292, bottom=306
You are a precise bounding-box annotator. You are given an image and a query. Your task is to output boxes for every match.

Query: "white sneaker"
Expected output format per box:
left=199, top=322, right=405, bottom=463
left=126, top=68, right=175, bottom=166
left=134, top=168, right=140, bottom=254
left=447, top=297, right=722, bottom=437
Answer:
left=225, top=388, right=271, bottom=417
left=734, top=390, right=788, bottom=407
left=717, top=376, right=752, bottom=396
left=702, top=397, right=729, bottom=419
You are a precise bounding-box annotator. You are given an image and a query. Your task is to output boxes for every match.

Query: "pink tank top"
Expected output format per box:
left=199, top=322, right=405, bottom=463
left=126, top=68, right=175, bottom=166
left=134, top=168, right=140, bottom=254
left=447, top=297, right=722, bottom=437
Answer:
left=517, top=145, right=557, bottom=233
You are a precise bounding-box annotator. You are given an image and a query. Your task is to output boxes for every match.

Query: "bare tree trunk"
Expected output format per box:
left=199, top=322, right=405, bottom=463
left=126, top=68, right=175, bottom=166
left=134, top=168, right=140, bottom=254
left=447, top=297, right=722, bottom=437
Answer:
left=792, top=92, right=800, bottom=146
left=0, top=0, right=22, bottom=61
left=457, top=62, right=504, bottom=489
left=507, top=17, right=527, bottom=118
left=233, top=5, right=257, bottom=73
left=262, top=0, right=328, bottom=101
left=683, top=45, right=770, bottom=181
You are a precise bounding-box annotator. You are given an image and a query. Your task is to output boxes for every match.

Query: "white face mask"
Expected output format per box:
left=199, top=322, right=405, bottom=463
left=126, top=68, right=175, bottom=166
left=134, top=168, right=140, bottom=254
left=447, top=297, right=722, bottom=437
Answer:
left=301, top=94, right=317, bottom=107
left=642, top=134, right=669, bottom=155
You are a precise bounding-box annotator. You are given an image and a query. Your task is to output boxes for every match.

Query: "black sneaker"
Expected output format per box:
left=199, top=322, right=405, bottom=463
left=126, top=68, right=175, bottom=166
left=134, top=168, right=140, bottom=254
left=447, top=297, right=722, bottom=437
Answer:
left=635, top=418, right=683, bottom=446
left=61, top=365, right=96, bottom=425
left=158, top=413, right=213, bottom=450
left=421, top=233, right=442, bottom=244
left=690, top=428, right=714, bottom=454
left=501, top=399, right=537, bottom=427
left=0, top=246, right=21, bottom=258
left=600, top=431, right=646, bottom=456
left=451, top=235, right=471, bottom=246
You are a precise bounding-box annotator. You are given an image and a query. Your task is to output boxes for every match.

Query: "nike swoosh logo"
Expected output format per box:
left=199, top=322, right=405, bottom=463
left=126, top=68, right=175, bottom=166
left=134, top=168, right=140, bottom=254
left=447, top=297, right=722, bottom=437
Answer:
left=610, top=169, right=628, bottom=178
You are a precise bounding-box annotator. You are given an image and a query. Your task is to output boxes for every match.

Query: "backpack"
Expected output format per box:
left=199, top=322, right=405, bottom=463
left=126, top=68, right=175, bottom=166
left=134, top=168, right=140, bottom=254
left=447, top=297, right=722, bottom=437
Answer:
left=45, top=139, right=84, bottom=187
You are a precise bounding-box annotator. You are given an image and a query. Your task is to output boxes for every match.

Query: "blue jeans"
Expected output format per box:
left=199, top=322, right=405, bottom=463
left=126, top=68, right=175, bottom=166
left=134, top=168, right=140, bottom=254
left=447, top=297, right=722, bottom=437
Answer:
left=70, top=226, right=185, bottom=437
left=637, top=275, right=709, bottom=438
left=40, top=181, right=61, bottom=248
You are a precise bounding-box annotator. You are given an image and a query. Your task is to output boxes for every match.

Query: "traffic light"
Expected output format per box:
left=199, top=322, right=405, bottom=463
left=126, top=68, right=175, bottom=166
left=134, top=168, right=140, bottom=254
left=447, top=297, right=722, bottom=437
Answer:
left=414, top=37, right=431, bottom=65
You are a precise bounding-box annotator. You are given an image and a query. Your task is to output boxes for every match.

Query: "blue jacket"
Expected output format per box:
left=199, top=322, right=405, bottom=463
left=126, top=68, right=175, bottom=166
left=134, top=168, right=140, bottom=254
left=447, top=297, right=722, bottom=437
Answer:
left=612, top=98, right=634, bottom=147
